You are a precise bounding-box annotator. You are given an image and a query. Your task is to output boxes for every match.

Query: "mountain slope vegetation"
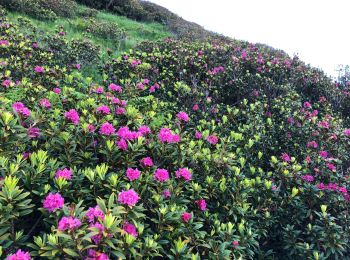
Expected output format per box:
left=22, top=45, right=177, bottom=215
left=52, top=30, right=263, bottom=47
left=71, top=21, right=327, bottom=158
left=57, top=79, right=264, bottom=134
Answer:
left=0, top=1, right=350, bottom=259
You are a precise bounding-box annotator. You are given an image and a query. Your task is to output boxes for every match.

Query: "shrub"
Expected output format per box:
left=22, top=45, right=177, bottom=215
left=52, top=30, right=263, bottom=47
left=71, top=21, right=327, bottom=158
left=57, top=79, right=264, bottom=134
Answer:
left=86, top=19, right=126, bottom=41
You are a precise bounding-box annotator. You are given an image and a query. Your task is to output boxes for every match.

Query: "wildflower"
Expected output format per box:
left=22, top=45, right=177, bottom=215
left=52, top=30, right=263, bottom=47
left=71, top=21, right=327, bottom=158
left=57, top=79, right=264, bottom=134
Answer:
left=53, top=87, right=61, bottom=94
left=138, top=125, right=151, bottom=136
left=86, top=250, right=109, bottom=260
left=307, top=141, right=318, bottom=149
left=193, top=104, right=199, bottom=111
left=176, top=111, right=189, bottom=122
left=90, top=223, right=104, bottom=244
left=326, top=163, right=336, bottom=171
left=27, top=127, right=40, bottom=138
left=109, top=83, right=122, bottom=93
left=126, top=168, right=141, bottom=181
left=6, top=249, right=31, bottom=260
left=99, top=122, right=115, bottom=136
left=140, top=157, right=153, bottom=167
left=175, top=168, right=192, bottom=182
left=34, top=66, right=44, bottom=73
left=43, top=193, right=64, bottom=212
left=115, top=107, right=125, bottom=115
left=75, top=63, right=81, bottom=70
left=123, top=221, right=138, bottom=237
left=181, top=212, right=192, bottom=223
left=344, top=129, right=350, bottom=136
left=86, top=206, right=105, bottom=223
left=118, top=189, right=140, bottom=207
left=39, top=99, right=51, bottom=109
left=117, top=139, right=128, bottom=151
left=55, top=168, right=73, bottom=180
left=206, top=135, right=218, bottom=145
left=117, top=127, right=140, bottom=140
left=64, top=109, right=80, bottom=125
left=0, top=40, right=9, bottom=46
left=96, top=105, right=110, bottom=115
left=58, top=216, right=81, bottom=231
left=319, top=151, right=328, bottom=158
left=232, top=240, right=239, bottom=248
left=2, top=79, right=11, bottom=88
left=158, top=128, right=180, bottom=143
left=195, top=131, right=202, bottom=139
left=303, top=101, right=311, bottom=109
left=301, top=175, right=314, bottom=183
left=94, top=86, right=104, bottom=94
left=154, top=169, right=169, bottom=182
left=195, top=199, right=207, bottom=211
left=281, top=153, right=291, bottom=162
left=162, top=189, right=171, bottom=198
left=12, top=102, right=30, bottom=117
left=88, top=124, right=95, bottom=132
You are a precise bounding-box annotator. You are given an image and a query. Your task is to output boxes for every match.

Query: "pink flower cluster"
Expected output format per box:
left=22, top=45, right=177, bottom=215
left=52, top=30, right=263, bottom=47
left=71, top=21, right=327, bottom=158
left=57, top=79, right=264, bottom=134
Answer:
left=175, top=168, right=192, bottom=181
left=86, top=206, right=105, bottom=223
left=344, top=129, right=350, bottom=136
left=281, top=153, right=291, bottom=162
left=39, top=98, right=51, bottom=109
left=12, top=102, right=31, bottom=117
left=86, top=250, right=109, bottom=260
left=34, top=65, right=44, bottom=73
left=301, top=175, right=314, bottom=183
left=96, top=105, right=111, bottom=115
left=154, top=169, right=169, bottom=182
left=118, top=189, right=140, bottom=207
left=126, top=168, right=141, bottom=181
left=108, top=83, right=122, bottom=93
left=307, top=141, right=318, bottom=149
left=27, top=127, right=40, bottom=138
left=158, top=128, right=180, bottom=143
left=58, top=216, right=81, bottom=231
left=123, top=221, right=138, bottom=237
left=206, top=135, right=218, bottom=145
left=208, top=66, right=225, bottom=75
left=195, top=199, right=207, bottom=211
left=140, top=157, right=154, bottom=167
left=43, top=193, right=64, bottom=212
left=90, top=222, right=105, bottom=244
left=181, top=212, right=192, bottom=223
left=64, top=109, right=80, bottom=125
left=176, top=111, right=189, bottom=122
left=7, top=249, right=31, bottom=260
left=99, top=122, right=115, bottom=136
left=317, top=183, right=349, bottom=200
left=55, top=168, right=73, bottom=180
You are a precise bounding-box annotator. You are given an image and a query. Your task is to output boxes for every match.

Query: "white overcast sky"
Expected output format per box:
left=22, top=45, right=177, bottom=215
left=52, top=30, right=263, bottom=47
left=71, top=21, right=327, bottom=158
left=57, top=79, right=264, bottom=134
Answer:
left=147, top=0, right=350, bottom=78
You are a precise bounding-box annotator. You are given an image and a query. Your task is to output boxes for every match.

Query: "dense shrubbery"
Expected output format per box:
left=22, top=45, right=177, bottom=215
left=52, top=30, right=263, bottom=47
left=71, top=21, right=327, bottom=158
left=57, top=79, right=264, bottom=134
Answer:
left=1, top=10, right=350, bottom=260
left=0, top=0, right=77, bottom=20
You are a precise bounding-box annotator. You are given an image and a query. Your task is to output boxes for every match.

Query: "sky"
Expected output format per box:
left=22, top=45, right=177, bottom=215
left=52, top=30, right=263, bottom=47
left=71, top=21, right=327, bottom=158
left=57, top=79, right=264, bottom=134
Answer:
left=147, top=0, right=350, bottom=78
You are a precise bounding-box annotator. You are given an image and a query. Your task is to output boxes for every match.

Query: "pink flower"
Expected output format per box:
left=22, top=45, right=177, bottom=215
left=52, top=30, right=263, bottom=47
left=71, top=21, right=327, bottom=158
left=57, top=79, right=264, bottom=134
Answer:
left=12, top=102, right=30, bottom=117
left=0, top=40, right=9, bottom=46
left=303, top=101, right=311, bottom=109
left=193, top=104, right=199, bottom=111
left=34, top=66, right=44, bottom=73
left=126, top=168, right=141, bottom=181
left=318, top=121, right=329, bottom=129
left=86, top=206, right=105, bottom=223
left=6, top=249, right=31, bottom=260
left=118, top=189, right=140, bottom=207
left=117, top=127, right=140, bottom=140
left=39, top=99, right=51, bottom=109
left=123, top=221, right=138, bottom=237
left=176, top=111, right=189, bottom=122
left=99, top=122, right=115, bottom=136
left=115, top=107, right=126, bottom=115
left=53, top=87, right=61, bottom=94
left=206, top=135, right=218, bottom=145
left=195, top=131, right=202, bottom=139
left=137, top=82, right=144, bottom=90
left=2, top=79, right=11, bottom=88
left=117, top=139, right=128, bottom=150
left=175, top=168, right=192, bottom=182
left=326, top=163, right=336, bottom=171
left=307, top=141, right=318, bottom=149
left=58, top=216, right=81, bottom=231
left=344, top=129, right=350, bottom=136
left=64, top=109, right=80, bottom=125
left=232, top=240, right=239, bottom=247
left=108, top=83, right=122, bottom=93
left=154, top=169, right=169, bottom=182
left=140, top=157, right=153, bottom=167
left=86, top=250, right=109, bottom=260
left=43, top=193, right=64, bottom=212
left=281, top=153, right=291, bottom=162
left=301, top=175, right=314, bottom=183
left=162, top=189, right=171, bottom=198
left=96, top=105, right=110, bottom=115
left=75, top=63, right=81, bottom=70
left=90, top=223, right=105, bottom=244
left=143, top=79, right=150, bottom=84
left=241, top=50, right=247, bottom=59
left=138, top=125, right=151, bottom=136
left=158, top=128, right=180, bottom=143
left=319, top=151, right=328, bottom=158
left=55, top=168, right=73, bottom=180
left=195, top=199, right=207, bottom=211
left=94, top=86, right=104, bottom=94
left=181, top=212, right=192, bottom=223
left=27, top=127, right=40, bottom=138
left=88, top=124, right=95, bottom=132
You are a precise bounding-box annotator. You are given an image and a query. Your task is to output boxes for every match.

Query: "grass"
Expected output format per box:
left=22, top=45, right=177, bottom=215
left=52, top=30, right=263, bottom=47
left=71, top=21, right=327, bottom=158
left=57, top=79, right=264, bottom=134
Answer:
left=5, top=4, right=172, bottom=79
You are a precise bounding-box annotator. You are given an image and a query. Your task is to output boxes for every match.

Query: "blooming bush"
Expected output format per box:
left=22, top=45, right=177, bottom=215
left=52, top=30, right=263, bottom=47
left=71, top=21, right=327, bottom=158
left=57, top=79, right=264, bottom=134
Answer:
left=0, top=12, right=350, bottom=259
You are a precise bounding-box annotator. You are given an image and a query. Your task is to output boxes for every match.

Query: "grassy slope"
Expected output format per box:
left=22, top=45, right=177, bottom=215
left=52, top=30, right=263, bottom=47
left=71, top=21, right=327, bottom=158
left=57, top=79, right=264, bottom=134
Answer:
left=6, top=4, right=171, bottom=78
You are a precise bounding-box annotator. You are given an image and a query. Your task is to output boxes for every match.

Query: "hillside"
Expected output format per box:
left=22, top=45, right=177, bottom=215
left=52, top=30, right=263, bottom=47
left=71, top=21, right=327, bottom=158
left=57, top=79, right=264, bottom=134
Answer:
left=1, top=1, right=350, bottom=259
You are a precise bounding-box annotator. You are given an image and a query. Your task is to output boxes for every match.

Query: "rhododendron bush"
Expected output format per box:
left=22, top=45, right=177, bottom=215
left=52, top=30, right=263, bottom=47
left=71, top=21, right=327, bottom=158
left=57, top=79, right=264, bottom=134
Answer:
left=1, top=12, right=350, bottom=259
